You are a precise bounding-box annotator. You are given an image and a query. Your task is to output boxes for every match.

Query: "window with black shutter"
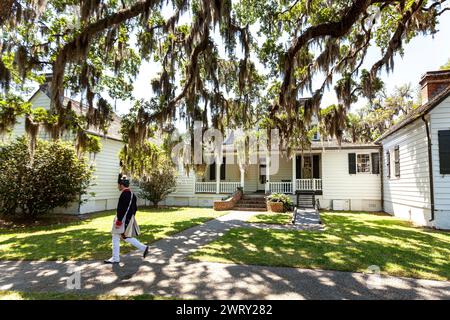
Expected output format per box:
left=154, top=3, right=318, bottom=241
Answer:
left=313, top=155, right=320, bottom=178
left=220, top=157, right=226, bottom=180
left=438, top=130, right=450, bottom=174
left=371, top=153, right=380, bottom=174
left=348, top=153, right=356, bottom=174
left=394, top=146, right=400, bottom=177
left=296, top=155, right=302, bottom=179
left=386, top=151, right=391, bottom=178
left=209, top=162, right=216, bottom=180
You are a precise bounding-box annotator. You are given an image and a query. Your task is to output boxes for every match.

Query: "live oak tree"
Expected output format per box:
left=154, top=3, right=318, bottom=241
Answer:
left=441, top=58, right=450, bottom=70
left=344, top=84, right=418, bottom=142
left=1, top=0, right=449, bottom=164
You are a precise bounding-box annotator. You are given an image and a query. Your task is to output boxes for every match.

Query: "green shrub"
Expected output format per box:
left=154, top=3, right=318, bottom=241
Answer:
left=138, top=159, right=177, bottom=207
left=0, top=137, right=93, bottom=218
left=267, top=193, right=293, bottom=211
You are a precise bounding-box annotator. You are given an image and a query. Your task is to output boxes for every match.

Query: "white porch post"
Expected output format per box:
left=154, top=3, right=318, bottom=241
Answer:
left=265, top=151, right=270, bottom=194
left=193, top=172, right=197, bottom=194
left=216, top=156, right=221, bottom=194
left=240, top=168, right=245, bottom=191
left=292, top=153, right=296, bottom=194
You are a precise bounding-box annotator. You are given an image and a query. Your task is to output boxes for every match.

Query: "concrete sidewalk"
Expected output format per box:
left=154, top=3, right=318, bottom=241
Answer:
left=0, top=211, right=449, bottom=300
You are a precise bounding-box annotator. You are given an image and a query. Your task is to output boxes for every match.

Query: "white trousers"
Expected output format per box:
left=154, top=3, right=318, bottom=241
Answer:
left=112, top=233, right=147, bottom=262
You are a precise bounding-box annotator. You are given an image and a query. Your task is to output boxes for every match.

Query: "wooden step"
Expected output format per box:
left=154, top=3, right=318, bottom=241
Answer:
left=237, top=200, right=266, bottom=205
left=233, top=207, right=267, bottom=212
left=234, top=203, right=267, bottom=208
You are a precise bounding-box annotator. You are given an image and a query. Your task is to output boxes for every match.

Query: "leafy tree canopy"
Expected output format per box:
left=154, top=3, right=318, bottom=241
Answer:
left=441, top=58, right=450, bottom=70
left=1, top=0, right=449, bottom=158
left=344, top=84, right=418, bottom=142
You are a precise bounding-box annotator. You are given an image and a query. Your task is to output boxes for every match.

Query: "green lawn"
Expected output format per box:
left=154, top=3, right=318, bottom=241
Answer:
left=190, top=211, right=450, bottom=281
left=248, top=212, right=292, bottom=224
left=0, top=290, right=172, bottom=300
left=0, top=207, right=225, bottom=261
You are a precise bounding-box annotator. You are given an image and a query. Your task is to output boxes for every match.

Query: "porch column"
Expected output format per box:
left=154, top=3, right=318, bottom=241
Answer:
left=216, top=156, right=221, bottom=194
left=265, top=151, right=270, bottom=194
left=240, top=168, right=245, bottom=191
left=292, top=153, right=296, bottom=194
left=193, top=172, right=197, bottom=194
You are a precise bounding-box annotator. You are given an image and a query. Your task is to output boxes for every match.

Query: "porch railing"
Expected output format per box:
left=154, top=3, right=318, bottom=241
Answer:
left=296, top=178, right=322, bottom=191
left=195, top=182, right=217, bottom=193
left=220, top=182, right=241, bottom=194
left=195, top=181, right=241, bottom=193
left=267, top=182, right=292, bottom=194
left=194, top=179, right=322, bottom=194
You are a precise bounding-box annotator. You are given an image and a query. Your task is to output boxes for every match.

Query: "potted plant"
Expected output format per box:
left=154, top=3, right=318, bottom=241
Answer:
left=266, top=193, right=293, bottom=213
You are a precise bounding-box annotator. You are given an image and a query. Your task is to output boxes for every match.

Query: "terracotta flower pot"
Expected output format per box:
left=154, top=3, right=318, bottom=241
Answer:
left=267, top=201, right=285, bottom=213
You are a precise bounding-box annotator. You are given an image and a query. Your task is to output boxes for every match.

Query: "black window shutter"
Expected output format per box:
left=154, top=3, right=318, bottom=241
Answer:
left=296, top=155, right=302, bottom=179
left=371, top=153, right=380, bottom=174
left=386, top=151, right=390, bottom=178
left=438, top=130, right=450, bottom=174
left=313, top=155, right=320, bottom=178
left=220, top=157, right=226, bottom=180
left=348, top=153, right=356, bottom=174
left=209, top=162, right=216, bottom=180
left=394, top=146, right=400, bottom=177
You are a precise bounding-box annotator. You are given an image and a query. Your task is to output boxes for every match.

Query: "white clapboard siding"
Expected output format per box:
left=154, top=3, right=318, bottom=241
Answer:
left=243, top=164, right=259, bottom=192
left=381, top=119, right=431, bottom=214
left=171, top=166, right=196, bottom=196
left=6, top=91, right=52, bottom=140
left=81, top=139, right=123, bottom=201
left=321, top=148, right=381, bottom=200
left=270, top=155, right=293, bottom=182
left=430, top=95, right=450, bottom=228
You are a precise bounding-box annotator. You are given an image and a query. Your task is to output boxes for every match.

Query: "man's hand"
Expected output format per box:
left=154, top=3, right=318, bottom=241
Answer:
left=115, top=219, right=122, bottom=229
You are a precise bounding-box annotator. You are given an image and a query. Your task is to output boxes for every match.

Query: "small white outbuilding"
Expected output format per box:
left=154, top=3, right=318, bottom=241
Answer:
left=377, top=70, right=450, bottom=230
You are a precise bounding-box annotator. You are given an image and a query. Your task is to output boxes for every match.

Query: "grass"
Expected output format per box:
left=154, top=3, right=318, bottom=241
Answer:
left=0, top=207, right=225, bottom=261
left=190, top=211, right=450, bottom=281
left=248, top=212, right=293, bottom=224
left=0, top=290, right=172, bottom=300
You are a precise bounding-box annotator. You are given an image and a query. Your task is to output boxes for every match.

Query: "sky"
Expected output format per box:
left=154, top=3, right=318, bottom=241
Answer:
left=109, top=13, right=450, bottom=121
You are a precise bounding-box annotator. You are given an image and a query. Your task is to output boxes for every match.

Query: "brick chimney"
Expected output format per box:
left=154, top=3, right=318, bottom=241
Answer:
left=420, top=70, right=450, bottom=104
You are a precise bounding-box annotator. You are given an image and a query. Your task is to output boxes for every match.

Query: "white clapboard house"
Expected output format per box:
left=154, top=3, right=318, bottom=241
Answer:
left=3, top=83, right=130, bottom=214
left=376, top=70, right=450, bottom=230
left=3, top=70, right=449, bottom=230
left=167, top=136, right=383, bottom=213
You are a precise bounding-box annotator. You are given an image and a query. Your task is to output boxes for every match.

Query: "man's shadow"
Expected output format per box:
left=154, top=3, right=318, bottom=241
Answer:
left=111, top=253, right=148, bottom=281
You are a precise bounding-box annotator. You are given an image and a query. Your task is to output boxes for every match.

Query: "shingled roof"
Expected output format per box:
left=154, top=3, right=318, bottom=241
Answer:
left=62, top=97, right=122, bottom=141
left=376, top=84, right=450, bottom=142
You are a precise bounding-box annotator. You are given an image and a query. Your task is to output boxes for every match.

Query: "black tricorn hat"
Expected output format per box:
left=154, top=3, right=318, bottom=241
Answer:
left=117, top=173, right=130, bottom=187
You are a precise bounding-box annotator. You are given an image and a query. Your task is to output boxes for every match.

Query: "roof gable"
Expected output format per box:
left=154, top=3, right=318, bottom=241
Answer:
left=376, top=85, right=450, bottom=142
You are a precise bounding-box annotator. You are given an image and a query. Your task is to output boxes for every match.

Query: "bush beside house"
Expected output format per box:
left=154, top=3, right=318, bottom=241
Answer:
left=0, top=137, right=93, bottom=219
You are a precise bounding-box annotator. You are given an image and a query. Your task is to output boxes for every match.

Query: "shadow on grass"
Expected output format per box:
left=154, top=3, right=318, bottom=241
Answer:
left=192, top=212, right=450, bottom=280
left=0, top=216, right=218, bottom=261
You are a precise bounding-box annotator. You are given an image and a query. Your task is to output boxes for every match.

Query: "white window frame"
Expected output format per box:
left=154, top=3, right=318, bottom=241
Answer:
left=356, top=153, right=371, bottom=174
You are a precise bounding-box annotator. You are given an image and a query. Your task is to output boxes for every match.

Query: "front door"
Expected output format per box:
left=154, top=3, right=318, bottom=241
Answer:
left=257, top=157, right=267, bottom=191
left=258, top=164, right=266, bottom=191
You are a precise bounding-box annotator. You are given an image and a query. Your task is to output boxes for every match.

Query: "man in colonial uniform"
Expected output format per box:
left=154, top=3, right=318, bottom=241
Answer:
left=104, top=174, right=149, bottom=264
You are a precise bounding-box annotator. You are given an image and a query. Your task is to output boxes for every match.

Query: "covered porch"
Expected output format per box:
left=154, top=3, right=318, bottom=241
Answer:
left=194, top=153, right=322, bottom=194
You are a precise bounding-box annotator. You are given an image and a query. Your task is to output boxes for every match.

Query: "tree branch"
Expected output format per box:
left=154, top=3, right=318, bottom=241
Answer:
left=51, top=0, right=160, bottom=110
left=370, top=0, right=425, bottom=77
left=279, top=0, right=373, bottom=107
